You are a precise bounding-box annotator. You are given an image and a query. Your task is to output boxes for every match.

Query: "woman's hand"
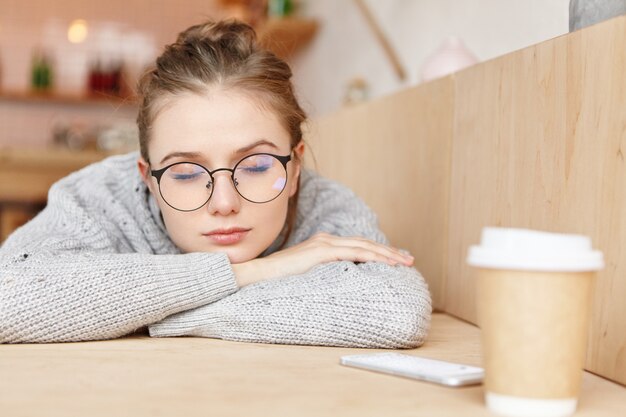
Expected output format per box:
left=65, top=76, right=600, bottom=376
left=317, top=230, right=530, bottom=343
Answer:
left=231, top=232, right=414, bottom=287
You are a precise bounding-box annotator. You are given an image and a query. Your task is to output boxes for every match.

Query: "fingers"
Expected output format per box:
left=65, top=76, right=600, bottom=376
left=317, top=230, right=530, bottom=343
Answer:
left=329, top=246, right=408, bottom=266
left=311, top=232, right=414, bottom=266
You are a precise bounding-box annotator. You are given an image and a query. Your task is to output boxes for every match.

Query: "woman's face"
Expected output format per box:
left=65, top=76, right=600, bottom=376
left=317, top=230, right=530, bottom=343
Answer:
left=138, top=90, right=303, bottom=263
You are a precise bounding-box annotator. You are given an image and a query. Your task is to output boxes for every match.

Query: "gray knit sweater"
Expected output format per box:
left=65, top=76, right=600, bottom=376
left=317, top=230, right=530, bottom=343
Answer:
left=0, top=152, right=431, bottom=346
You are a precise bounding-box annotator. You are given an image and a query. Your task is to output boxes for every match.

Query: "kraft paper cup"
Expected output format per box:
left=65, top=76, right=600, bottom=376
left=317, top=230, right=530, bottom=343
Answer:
left=467, top=227, right=603, bottom=417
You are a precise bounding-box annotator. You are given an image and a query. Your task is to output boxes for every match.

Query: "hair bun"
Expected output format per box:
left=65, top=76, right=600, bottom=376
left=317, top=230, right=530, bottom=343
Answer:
left=175, top=20, right=257, bottom=54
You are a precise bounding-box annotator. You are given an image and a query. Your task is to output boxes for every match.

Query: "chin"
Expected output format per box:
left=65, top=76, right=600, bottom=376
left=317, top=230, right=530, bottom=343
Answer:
left=177, top=235, right=268, bottom=263
left=176, top=241, right=253, bottom=262
left=218, top=246, right=259, bottom=264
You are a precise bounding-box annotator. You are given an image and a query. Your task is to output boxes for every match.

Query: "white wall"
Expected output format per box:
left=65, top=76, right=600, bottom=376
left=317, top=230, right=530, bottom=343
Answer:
left=292, top=0, right=570, bottom=117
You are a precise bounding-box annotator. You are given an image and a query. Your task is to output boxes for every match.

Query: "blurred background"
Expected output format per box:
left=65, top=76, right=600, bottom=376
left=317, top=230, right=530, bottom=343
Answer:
left=0, top=0, right=571, bottom=150
left=0, top=0, right=574, bottom=240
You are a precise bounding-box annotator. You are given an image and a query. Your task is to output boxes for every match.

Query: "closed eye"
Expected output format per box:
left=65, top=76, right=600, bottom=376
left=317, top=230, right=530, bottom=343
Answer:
left=240, top=165, right=270, bottom=173
left=171, top=172, right=203, bottom=181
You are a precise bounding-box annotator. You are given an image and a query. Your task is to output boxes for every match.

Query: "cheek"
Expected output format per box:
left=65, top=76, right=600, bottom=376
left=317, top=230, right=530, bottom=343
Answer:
left=149, top=188, right=199, bottom=248
left=161, top=209, right=189, bottom=229
left=160, top=207, right=199, bottom=241
left=253, top=197, right=289, bottom=229
left=245, top=196, right=290, bottom=252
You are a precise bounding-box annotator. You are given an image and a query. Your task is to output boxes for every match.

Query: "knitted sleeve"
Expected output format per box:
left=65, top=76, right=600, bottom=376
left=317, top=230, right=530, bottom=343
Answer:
left=148, top=172, right=432, bottom=348
left=0, top=176, right=238, bottom=344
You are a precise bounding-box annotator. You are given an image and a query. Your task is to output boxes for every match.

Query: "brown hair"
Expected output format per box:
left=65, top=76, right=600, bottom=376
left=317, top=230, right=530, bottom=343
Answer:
left=136, top=20, right=306, bottom=248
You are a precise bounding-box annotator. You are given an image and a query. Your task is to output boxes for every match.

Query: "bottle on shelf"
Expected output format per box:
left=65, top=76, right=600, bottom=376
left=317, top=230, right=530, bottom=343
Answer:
left=87, top=56, right=125, bottom=97
left=87, top=58, right=101, bottom=94
left=267, top=0, right=295, bottom=17
left=31, top=48, right=54, bottom=92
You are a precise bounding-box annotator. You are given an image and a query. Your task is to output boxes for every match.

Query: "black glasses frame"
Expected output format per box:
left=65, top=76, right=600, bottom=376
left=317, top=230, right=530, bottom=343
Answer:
left=150, top=152, right=292, bottom=212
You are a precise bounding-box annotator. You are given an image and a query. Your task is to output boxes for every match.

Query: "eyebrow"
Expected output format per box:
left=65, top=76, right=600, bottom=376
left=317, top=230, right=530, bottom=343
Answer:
left=235, top=139, right=280, bottom=155
left=159, top=151, right=202, bottom=165
left=159, top=139, right=280, bottom=165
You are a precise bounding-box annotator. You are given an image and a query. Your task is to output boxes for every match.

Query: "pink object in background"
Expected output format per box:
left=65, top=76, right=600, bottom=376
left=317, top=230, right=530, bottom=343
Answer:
left=420, top=36, right=478, bottom=82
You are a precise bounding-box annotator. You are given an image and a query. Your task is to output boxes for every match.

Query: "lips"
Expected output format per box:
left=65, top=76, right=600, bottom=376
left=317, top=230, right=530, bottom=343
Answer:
left=203, top=227, right=251, bottom=245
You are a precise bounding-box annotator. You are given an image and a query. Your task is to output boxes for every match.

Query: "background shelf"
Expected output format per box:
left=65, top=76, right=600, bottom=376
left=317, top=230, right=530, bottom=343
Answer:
left=0, top=90, right=138, bottom=107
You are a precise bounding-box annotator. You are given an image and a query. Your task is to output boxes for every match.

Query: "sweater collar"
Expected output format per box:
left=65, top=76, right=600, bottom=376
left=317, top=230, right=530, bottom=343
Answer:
left=130, top=169, right=181, bottom=254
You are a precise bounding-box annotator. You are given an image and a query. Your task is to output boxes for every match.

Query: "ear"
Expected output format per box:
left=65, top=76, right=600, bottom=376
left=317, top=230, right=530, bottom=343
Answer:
left=137, top=157, right=155, bottom=193
left=289, top=141, right=305, bottom=197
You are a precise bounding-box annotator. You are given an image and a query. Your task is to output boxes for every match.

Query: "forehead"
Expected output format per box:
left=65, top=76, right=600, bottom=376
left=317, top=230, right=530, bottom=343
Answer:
left=149, top=90, right=291, bottom=163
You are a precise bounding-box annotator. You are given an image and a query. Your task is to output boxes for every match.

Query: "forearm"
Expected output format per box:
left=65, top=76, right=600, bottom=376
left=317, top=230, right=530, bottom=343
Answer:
left=149, top=261, right=432, bottom=348
left=0, top=251, right=237, bottom=343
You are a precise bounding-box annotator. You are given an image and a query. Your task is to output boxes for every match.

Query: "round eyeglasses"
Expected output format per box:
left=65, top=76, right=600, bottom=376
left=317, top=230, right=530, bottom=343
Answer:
left=150, top=153, right=292, bottom=212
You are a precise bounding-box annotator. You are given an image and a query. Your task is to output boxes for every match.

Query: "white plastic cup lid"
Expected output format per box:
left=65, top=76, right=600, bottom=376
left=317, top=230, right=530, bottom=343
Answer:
left=467, top=227, right=604, bottom=272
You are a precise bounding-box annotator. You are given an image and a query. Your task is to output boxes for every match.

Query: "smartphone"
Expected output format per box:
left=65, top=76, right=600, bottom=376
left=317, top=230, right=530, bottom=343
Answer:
left=340, top=352, right=484, bottom=387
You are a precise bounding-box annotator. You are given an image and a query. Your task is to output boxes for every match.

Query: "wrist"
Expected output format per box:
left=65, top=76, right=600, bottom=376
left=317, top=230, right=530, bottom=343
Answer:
left=232, top=258, right=260, bottom=287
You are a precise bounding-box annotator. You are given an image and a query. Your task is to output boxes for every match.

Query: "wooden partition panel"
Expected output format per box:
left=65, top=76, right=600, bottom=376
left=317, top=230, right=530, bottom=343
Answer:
left=305, top=78, right=454, bottom=310
left=306, top=16, right=626, bottom=385
left=446, top=35, right=569, bottom=322
left=448, top=17, right=626, bottom=385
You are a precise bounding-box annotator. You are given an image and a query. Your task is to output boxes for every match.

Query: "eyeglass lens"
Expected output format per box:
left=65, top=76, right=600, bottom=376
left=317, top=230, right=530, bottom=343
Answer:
left=158, top=154, right=288, bottom=211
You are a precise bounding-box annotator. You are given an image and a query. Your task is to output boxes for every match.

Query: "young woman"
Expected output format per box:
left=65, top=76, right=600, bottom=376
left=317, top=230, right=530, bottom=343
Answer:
left=0, top=20, right=431, bottom=346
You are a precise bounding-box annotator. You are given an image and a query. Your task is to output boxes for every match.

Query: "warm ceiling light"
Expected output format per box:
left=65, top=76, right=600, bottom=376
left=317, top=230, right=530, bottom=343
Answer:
left=68, top=19, right=88, bottom=43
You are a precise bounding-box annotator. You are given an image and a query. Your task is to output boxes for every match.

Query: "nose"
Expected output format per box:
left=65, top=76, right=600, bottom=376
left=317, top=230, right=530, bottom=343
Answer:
left=206, top=172, right=241, bottom=215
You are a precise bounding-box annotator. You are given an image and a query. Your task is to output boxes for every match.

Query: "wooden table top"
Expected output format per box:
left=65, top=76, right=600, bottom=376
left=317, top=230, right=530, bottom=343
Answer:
left=0, top=313, right=624, bottom=417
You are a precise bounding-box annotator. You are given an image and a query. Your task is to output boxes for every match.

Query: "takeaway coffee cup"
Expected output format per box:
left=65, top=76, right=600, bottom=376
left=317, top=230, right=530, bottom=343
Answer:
left=467, top=228, right=603, bottom=417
